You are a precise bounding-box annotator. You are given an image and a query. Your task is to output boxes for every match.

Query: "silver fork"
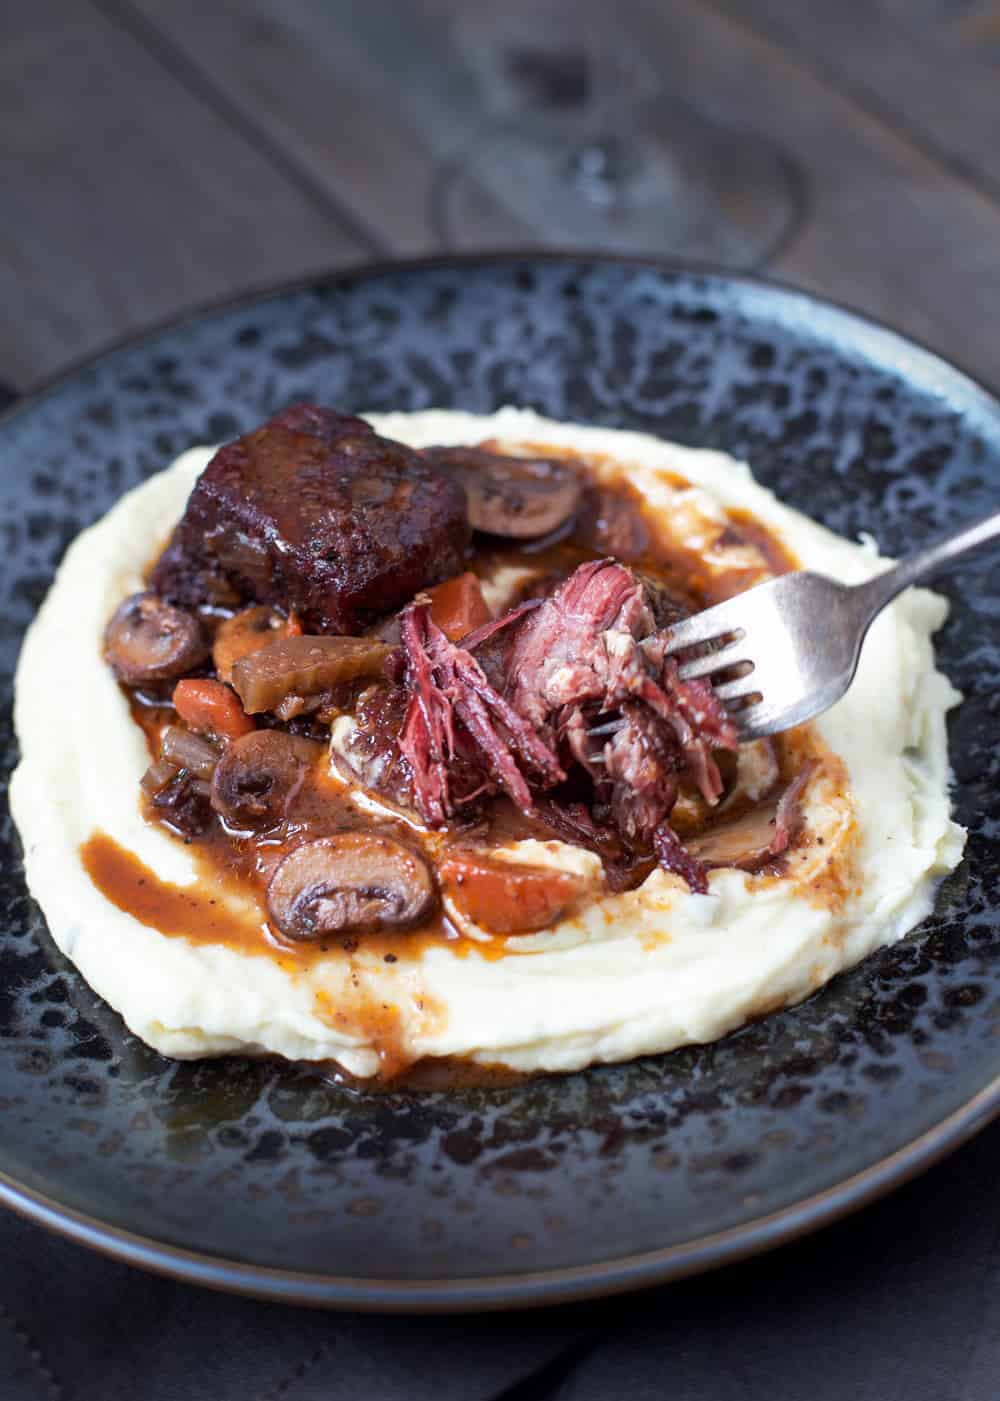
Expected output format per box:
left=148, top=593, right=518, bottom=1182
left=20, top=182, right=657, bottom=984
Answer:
left=663, top=510, right=1000, bottom=741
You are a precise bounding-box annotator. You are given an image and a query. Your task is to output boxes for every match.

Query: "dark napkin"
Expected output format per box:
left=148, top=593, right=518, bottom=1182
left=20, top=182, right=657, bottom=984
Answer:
left=0, top=1120, right=996, bottom=1400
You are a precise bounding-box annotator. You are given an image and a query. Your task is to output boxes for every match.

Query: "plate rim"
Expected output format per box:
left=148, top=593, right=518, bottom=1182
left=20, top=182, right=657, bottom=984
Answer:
left=2, top=251, right=998, bottom=1309
left=5, top=250, right=999, bottom=412
left=0, top=1081, right=995, bottom=1311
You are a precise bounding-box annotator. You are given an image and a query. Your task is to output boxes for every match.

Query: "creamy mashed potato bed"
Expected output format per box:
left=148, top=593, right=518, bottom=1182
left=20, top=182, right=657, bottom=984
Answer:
left=11, top=409, right=965, bottom=1078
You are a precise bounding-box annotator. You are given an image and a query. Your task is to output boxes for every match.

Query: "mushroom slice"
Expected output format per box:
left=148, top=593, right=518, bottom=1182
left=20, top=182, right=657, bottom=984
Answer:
left=231, top=635, right=392, bottom=714
left=210, top=729, right=322, bottom=829
left=686, top=765, right=814, bottom=872
left=685, top=805, right=782, bottom=872
left=426, top=446, right=581, bottom=539
left=104, top=591, right=208, bottom=685
left=267, top=834, right=436, bottom=941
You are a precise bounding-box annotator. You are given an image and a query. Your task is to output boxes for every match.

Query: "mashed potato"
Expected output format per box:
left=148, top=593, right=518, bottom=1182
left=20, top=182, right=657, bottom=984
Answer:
left=10, top=409, right=966, bottom=1079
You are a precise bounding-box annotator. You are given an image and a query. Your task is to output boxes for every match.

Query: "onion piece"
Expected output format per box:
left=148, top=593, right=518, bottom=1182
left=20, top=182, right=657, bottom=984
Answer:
left=160, top=725, right=220, bottom=779
left=140, top=758, right=180, bottom=795
left=232, top=635, right=392, bottom=714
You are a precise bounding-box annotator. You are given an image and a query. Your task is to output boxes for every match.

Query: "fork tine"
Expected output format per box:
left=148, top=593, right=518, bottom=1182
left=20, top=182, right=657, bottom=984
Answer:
left=585, top=718, right=626, bottom=737
left=660, top=600, right=742, bottom=656
left=712, top=676, right=760, bottom=704
left=676, top=635, right=748, bottom=682
left=730, top=698, right=777, bottom=741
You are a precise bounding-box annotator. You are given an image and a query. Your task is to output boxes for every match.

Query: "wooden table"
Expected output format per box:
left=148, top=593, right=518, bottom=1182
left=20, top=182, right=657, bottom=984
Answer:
left=3, top=0, right=1000, bottom=392
left=1, top=6, right=999, bottom=1399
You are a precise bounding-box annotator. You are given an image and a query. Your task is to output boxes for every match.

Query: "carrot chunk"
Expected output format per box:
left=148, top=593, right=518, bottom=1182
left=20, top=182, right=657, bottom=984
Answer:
left=439, top=852, right=582, bottom=934
left=172, top=678, right=256, bottom=742
left=426, top=572, right=492, bottom=642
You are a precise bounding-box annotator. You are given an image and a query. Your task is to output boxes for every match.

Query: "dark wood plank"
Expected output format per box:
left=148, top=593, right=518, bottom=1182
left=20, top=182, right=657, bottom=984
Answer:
left=132, top=0, right=1000, bottom=385
left=722, top=0, right=1000, bottom=200
left=0, top=0, right=368, bottom=387
left=125, top=0, right=499, bottom=257
left=629, top=1, right=1000, bottom=387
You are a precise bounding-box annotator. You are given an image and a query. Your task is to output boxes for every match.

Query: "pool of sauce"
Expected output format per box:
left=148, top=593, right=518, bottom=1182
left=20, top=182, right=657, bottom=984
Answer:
left=83, top=443, right=817, bottom=1086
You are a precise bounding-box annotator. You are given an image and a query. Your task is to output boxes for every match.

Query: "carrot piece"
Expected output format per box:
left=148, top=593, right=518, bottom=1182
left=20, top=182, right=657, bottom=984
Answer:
left=439, top=852, right=582, bottom=934
left=172, top=678, right=255, bottom=743
left=426, top=572, right=492, bottom=642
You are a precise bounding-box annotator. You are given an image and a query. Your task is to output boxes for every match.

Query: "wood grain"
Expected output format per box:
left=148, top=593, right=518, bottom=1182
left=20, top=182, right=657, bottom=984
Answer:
left=3, top=0, right=1000, bottom=389
left=631, top=1, right=1000, bottom=387
left=728, top=1, right=1000, bottom=199
left=130, top=0, right=1000, bottom=384
left=0, top=0, right=368, bottom=388
left=125, top=0, right=524, bottom=257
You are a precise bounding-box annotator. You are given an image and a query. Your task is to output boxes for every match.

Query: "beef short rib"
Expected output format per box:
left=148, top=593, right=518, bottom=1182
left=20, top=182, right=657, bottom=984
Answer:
left=152, top=405, right=470, bottom=633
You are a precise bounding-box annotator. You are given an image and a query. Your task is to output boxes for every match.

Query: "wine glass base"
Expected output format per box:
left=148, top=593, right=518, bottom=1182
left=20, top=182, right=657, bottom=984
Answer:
left=434, top=97, right=802, bottom=269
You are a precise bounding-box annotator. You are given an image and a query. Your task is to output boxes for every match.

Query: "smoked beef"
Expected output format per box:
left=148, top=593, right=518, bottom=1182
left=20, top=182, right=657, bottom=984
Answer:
left=153, top=406, right=470, bottom=633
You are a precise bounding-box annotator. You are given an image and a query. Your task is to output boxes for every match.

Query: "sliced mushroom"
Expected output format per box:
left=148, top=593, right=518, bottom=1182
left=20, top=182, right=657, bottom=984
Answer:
left=685, top=800, right=784, bottom=872
left=103, top=591, right=208, bottom=686
left=685, top=762, right=813, bottom=873
left=267, top=834, right=436, bottom=941
left=426, top=446, right=581, bottom=539
left=213, top=605, right=291, bottom=685
left=231, top=634, right=391, bottom=714
left=210, top=729, right=322, bottom=829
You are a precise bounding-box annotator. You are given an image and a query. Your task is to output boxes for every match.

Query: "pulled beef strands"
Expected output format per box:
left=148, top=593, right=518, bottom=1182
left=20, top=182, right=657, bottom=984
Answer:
left=425, top=445, right=582, bottom=539
left=398, top=602, right=564, bottom=826
left=602, top=703, right=682, bottom=845
left=267, top=834, right=436, bottom=940
left=393, top=560, right=741, bottom=890
left=653, top=825, right=710, bottom=896
left=104, top=591, right=208, bottom=685
left=471, top=559, right=741, bottom=889
left=770, top=761, right=816, bottom=854
left=494, top=560, right=738, bottom=886
left=152, top=406, right=470, bottom=633
left=502, top=558, right=738, bottom=803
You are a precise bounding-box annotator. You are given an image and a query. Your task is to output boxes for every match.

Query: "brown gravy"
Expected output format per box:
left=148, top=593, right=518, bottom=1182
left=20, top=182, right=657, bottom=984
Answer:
left=85, top=447, right=806, bottom=979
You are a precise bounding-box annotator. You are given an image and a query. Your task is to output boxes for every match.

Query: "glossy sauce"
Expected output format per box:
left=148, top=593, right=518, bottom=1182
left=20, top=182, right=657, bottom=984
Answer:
left=85, top=447, right=815, bottom=1050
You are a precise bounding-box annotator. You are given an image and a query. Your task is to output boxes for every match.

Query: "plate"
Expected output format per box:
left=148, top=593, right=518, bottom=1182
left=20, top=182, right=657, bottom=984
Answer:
left=0, top=256, right=997, bottom=1310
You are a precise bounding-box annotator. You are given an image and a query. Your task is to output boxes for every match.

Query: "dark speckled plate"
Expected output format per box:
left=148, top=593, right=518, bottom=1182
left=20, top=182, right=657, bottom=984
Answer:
left=0, top=256, right=997, bottom=1311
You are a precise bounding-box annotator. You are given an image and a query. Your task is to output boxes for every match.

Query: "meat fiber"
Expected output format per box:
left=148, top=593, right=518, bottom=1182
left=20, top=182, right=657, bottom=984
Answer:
left=396, top=559, right=740, bottom=891
left=153, top=406, right=470, bottom=633
left=501, top=558, right=737, bottom=806
left=398, top=603, right=564, bottom=825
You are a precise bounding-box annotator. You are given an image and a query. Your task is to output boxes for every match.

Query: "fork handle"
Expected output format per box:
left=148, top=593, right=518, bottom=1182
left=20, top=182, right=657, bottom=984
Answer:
left=855, top=508, right=1000, bottom=617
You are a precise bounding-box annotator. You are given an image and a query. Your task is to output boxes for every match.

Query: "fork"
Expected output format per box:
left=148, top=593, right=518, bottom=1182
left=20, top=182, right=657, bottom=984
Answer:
left=663, top=509, right=1000, bottom=741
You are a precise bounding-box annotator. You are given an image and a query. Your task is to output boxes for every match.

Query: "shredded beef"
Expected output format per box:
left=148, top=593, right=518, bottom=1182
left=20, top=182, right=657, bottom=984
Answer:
left=393, top=558, right=742, bottom=891
left=500, top=559, right=737, bottom=812
left=398, top=603, right=564, bottom=824
left=770, top=761, right=816, bottom=855
left=653, top=825, right=709, bottom=896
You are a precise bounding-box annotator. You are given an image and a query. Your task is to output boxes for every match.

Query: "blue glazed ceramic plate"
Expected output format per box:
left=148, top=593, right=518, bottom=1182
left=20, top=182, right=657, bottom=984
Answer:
left=0, top=256, right=996, bottom=1310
